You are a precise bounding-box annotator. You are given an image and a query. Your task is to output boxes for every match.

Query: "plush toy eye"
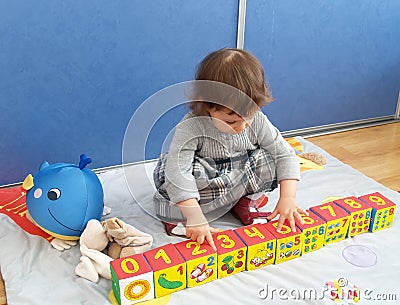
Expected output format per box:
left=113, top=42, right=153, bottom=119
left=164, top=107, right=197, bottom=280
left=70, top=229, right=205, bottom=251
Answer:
left=47, top=188, right=61, bottom=201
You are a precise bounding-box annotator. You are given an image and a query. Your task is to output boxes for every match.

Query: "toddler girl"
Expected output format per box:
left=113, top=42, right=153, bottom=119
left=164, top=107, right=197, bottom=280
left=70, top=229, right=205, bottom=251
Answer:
left=153, top=48, right=306, bottom=249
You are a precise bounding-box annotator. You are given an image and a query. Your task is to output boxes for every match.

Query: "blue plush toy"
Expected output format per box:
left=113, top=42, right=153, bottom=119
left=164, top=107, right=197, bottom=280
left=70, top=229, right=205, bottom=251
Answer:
left=22, top=154, right=104, bottom=243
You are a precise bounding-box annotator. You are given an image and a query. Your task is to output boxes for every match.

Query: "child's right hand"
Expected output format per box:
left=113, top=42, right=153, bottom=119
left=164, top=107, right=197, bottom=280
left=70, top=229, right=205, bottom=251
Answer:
left=177, top=198, right=219, bottom=251
left=185, top=218, right=219, bottom=251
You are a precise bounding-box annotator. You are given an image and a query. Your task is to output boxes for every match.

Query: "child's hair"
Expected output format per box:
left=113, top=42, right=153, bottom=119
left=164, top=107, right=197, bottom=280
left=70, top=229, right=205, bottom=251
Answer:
left=189, top=48, right=272, bottom=117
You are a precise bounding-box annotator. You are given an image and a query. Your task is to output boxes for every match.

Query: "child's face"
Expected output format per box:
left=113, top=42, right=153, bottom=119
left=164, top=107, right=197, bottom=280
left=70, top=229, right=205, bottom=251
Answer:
left=208, top=107, right=254, bottom=134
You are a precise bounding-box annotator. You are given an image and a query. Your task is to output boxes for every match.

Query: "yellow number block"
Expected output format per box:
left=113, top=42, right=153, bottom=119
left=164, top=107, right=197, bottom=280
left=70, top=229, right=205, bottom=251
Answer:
left=310, top=202, right=350, bottom=245
left=295, top=211, right=326, bottom=254
left=174, top=240, right=217, bottom=288
left=212, top=230, right=246, bottom=278
left=110, top=254, right=154, bottom=305
left=234, top=224, right=276, bottom=270
left=334, top=197, right=372, bottom=237
left=264, top=220, right=302, bottom=264
left=359, top=192, right=397, bottom=232
left=144, top=244, right=186, bottom=298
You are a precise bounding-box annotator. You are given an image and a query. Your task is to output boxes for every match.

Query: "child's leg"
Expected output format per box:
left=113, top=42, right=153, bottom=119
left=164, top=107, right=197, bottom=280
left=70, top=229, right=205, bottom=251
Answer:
left=231, top=193, right=271, bottom=225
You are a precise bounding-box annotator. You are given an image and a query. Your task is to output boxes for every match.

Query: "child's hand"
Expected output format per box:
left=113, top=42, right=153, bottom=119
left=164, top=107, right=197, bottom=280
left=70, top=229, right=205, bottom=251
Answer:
left=185, top=218, right=219, bottom=251
left=267, top=196, right=308, bottom=232
left=176, top=198, right=218, bottom=251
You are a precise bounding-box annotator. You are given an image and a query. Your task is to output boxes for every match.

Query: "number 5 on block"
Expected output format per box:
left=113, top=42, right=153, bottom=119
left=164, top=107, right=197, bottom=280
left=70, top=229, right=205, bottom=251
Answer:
left=174, top=240, right=217, bottom=288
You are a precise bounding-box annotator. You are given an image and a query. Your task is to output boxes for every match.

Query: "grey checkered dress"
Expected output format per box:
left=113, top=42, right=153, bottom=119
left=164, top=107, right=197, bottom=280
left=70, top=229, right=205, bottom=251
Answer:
left=153, top=112, right=300, bottom=222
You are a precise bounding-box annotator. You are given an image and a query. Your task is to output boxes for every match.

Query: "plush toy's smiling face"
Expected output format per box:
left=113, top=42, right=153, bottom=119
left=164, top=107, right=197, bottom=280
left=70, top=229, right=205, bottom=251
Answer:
left=24, top=160, right=104, bottom=239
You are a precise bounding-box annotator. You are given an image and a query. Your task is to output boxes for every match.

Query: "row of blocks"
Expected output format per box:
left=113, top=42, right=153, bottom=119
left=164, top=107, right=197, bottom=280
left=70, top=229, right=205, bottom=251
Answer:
left=111, top=192, right=396, bottom=304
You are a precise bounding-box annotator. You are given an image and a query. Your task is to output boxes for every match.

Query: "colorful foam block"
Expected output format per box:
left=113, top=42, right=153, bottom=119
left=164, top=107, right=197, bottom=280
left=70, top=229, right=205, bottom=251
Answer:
left=295, top=211, right=326, bottom=254
left=334, top=196, right=372, bottom=236
left=174, top=240, right=217, bottom=287
left=234, top=223, right=276, bottom=270
left=212, top=229, right=246, bottom=278
left=310, top=202, right=350, bottom=245
left=110, top=253, right=155, bottom=305
left=143, top=244, right=187, bottom=298
left=264, top=220, right=302, bottom=263
left=359, top=192, right=397, bottom=232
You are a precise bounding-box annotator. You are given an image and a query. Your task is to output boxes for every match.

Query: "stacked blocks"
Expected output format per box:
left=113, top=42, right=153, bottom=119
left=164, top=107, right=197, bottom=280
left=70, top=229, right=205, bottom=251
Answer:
left=334, top=197, right=372, bottom=237
left=235, top=224, right=276, bottom=270
left=310, top=202, right=350, bottom=245
left=359, top=192, right=397, bottom=232
left=212, top=230, right=246, bottom=278
left=264, top=220, right=302, bottom=263
left=295, top=211, right=326, bottom=254
left=174, top=240, right=217, bottom=287
left=143, top=244, right=186, bottom=298
left=111, top=254, right=154, bottom=305
left=110, top=191, right=397, bottom=305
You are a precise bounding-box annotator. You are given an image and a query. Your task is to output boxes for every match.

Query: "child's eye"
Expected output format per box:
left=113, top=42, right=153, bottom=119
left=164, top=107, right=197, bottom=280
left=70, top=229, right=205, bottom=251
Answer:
left=226, top=121, right=236, bottom=124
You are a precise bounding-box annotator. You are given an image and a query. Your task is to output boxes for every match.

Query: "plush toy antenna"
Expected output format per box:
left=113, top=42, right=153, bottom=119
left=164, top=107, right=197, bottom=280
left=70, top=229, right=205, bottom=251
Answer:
left=79, top=154, right=93, bottom=170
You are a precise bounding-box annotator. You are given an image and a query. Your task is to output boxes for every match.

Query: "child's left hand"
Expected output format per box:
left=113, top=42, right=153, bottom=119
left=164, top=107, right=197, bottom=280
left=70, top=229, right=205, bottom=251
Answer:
left=267, top=196, right=308, bottom=232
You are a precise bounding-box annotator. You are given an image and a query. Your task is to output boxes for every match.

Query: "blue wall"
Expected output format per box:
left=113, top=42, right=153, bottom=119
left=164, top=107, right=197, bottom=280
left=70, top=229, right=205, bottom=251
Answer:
left=246, top=0, right=400, bottom=130
left=0, top=0, right=238, bottom=185
left=1, top=0, right=399, bottom=185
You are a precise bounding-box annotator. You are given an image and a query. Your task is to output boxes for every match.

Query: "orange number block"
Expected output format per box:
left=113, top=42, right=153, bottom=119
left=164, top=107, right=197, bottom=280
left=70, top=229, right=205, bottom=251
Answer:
left=359, top=192, right=397, bottom=232
left=110, top=254, right=154, bottom=305
left=295, top=211, right=326, bottom=254
left=334, top=196, right=372, bottom=236
left=174, top=240, right=217, bottom=288
left=212, top=229, right=246, bottom=278
left=234, top=223, right=276, bottom=270
left=143, top=244, right=186, bottom=298
left=264, top=220, right=302, bottom=264
left=310, top=202, right=350, bottom=245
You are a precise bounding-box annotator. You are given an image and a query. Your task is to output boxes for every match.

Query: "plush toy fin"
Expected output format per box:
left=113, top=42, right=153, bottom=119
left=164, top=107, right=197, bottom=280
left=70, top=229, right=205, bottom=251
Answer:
left=22, top=174, right=34, bottom=190
left=79, top=154, right=92, bottom=170
left=39, top=161, right=50, bottom=171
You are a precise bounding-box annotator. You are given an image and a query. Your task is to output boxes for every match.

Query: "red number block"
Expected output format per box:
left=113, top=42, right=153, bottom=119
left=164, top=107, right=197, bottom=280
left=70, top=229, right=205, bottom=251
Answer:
left=174, top=240, right=217, bottom=288
left=334, top=196, right=372, bottom=236
left=110, top=253, right=154, bottom=305
left=212, top=229, right=246, bottom=278
left=234, top=224, right=276, bottom=270
left=143, top=244, right=186, bottom=298
left=359, top=192, right=397, bottom=232
left=295, top=211, right=326, bottom=254
left=310, top=202, right=350, bottom=245
left=264, top=220, right=302, bottom=264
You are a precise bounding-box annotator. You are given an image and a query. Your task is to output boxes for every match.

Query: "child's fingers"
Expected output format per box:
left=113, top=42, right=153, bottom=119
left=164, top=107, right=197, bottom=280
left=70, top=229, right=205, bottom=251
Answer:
left=276, top=215, right=286, bottom=232
left=206, top=232, right=217, bottom=251
left=287, top=213, right=296, bottom=232
left=209, top=227, right=220, bottom=234
left=297, top=207, right=309, bottom=216
left=293, top=210, right=304, bottom=225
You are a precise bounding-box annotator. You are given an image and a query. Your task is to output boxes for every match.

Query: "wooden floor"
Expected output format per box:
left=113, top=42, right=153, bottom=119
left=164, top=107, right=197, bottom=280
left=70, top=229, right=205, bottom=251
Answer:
left=0, top=122, right=399, bottom=305
left=307, top=122, right=400, bottom=191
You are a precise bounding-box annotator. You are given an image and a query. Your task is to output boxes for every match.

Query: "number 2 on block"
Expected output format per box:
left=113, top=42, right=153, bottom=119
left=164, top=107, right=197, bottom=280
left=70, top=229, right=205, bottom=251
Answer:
left=186, top=241, right=207, bottom=256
